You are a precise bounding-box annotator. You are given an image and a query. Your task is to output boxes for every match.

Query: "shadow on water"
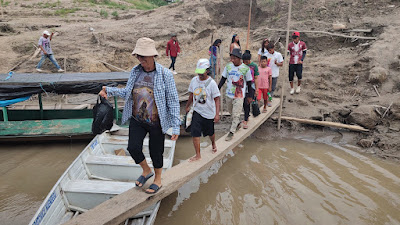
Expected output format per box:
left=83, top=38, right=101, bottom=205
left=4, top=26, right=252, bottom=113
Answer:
left=156, top=137, right=400, bottom=225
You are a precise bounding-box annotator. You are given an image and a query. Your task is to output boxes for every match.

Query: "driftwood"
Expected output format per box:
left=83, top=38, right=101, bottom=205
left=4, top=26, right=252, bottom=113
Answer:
left=382, top=102, right=393, bottom=118
left=99, top=60, right=128, bottom=72
left=262, top=27, right=378, bottom=40
left=373, top=85, right=380, bottom=97
left=279, top=116, right=369, bottom=132
left=8, top=46, right=41, bottom=72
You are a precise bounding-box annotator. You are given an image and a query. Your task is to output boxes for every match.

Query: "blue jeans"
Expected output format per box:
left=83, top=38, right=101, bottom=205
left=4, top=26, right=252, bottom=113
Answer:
left=37, top=54, right=61, bottom=69
left=209, top=55, right=217, bottom=78
left=271, top=77, right=278, bottom=96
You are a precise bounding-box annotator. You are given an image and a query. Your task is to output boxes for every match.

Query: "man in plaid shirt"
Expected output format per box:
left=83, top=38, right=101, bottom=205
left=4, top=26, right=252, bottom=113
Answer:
left=99, top=37, right=180, bottom=194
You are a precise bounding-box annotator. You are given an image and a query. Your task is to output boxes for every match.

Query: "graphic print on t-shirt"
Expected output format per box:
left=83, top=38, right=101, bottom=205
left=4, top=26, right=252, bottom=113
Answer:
left=132, top=71, right=159, bottom=125
left=193, top=86, right=207, bottom=104
left=225, top=64, right=250, bottom=99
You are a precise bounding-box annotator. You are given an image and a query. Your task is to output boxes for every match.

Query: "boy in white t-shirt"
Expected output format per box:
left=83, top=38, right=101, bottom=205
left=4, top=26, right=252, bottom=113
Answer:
left=218, top=48, right=254, bottom=141
left=186, top=59, right=221, bottom=162
left=265, top=43, right=283, bottom=96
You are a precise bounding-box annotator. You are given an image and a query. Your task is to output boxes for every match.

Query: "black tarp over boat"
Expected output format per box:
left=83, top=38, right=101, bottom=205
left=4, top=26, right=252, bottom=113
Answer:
left=0, top=72, right=130, bottom=100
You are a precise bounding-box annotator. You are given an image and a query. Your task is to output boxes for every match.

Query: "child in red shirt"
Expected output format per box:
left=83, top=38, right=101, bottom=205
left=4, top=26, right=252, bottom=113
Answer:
left=257, top=56, right=272, bottom=112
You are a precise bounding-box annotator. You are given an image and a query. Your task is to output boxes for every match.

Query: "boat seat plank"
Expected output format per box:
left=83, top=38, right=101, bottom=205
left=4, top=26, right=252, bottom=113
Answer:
left=64, top=180, right=135, bottom=195
left=85, top=155, right=170, bottom=169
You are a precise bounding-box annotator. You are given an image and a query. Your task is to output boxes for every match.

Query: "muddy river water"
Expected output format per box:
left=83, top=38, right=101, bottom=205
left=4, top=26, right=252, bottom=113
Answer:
left=1, top=136, right=400, bottom=225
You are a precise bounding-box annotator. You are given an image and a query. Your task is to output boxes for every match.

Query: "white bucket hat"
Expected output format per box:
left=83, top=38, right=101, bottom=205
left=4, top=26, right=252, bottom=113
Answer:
left=131, top=37, right=159, bottom=57
left=195, top=58, right=210, bottom=74
left=43, top=30, right=51, bottom=36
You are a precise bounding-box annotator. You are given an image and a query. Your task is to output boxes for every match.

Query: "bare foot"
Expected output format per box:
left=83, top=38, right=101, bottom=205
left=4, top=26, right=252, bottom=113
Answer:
left=212, top=146, right=217, bottom=154
left=189, top=155, right=201, bottom=162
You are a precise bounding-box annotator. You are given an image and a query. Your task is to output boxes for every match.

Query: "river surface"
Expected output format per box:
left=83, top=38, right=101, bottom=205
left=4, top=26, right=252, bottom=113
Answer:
left=1, top=137, right=400, bottom=225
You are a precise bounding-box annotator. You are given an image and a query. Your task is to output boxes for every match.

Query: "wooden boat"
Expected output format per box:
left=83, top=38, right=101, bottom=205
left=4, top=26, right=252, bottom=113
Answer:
left=28, top=129, right=176, bottom=225
left=0, top=94, right=122, bottom=142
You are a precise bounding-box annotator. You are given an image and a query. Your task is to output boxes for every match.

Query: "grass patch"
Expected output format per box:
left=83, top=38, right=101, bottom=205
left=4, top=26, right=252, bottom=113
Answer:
left=0, top=0, right=10, bottom=7
left=54, top=8, right=80, bottom=16
left=100, top=9, right=108, bottom=18
left=111, top=10, right=119, bottom=18
left=75, top=0, right=170, bottom=10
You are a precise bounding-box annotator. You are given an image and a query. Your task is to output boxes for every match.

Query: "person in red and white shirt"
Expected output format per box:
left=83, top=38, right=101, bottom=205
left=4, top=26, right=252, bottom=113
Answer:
left=166, top=33, right=181, bottom=74
left=288, top=31, right=307, bottom=94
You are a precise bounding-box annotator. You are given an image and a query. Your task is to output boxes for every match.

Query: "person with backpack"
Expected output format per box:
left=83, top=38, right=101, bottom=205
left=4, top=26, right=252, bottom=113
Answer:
left=185, top=59, right=220, bottom=162
left=242, top=50, right=259, bottom=129
left=99, top=37, right=180, bottom=194
left=218, top=49, right=254, bottom=141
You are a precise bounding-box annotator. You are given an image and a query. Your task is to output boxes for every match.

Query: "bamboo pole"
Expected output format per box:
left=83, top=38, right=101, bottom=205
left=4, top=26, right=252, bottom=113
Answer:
left=245, top=0, right=252, bottom=50
left=219, top=45, right=224, bottom=118
left=279, top=116, right=369, bottom=132
left=261, top=27, right=378, bottom=40
left=99, top=60, right=128, bottom=72
left=277, top=0, right=293, bottom=130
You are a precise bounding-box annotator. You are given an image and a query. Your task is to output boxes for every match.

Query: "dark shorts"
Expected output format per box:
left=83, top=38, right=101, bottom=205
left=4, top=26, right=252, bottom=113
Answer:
left=289, top=64, right=303, bottom=81
left=190, top=111, right=215, bottom=137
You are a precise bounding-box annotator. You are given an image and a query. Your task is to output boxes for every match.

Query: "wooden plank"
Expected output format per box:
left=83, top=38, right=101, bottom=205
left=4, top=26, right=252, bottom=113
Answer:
left=279, top=116, right=369, bottom=132
left=63, top=98, right=280, bottom=225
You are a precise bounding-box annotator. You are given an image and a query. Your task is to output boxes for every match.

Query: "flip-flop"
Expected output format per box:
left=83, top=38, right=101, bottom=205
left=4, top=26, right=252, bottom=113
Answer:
left=243, top=123, right=248, bottom=129
left=145, top=183, right=162, bottom=194
left=212, top=147, right=217, bottom=153
left=267, top=102, right=272, bottom=107
left=135, top=172, right=154, bottom=187
left=262, top=108, right=267, bottom=113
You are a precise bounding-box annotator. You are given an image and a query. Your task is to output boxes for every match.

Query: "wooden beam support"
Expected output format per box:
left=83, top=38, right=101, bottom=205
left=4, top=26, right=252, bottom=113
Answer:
left=64, top=99, right=280, bottom=225
left=279, top=116, right=369, bottom=132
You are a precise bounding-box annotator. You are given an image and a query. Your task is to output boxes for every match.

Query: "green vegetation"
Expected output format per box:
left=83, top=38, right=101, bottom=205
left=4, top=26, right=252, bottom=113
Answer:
left=75, top=0, right=169, bottom=10
left=111, top=10, right=119, bottom=18
left=37, top=0, right=61, bottom=8
left=54, top=8, right=80, bottom=16
left=100, top=9, right=108, bottom=18
left=0, top=0, right=11, bottom=7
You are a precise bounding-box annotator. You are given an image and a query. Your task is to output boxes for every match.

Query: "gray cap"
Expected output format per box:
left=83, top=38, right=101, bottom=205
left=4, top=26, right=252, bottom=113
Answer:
left=230, top=48, right=242, bottom=59
left=171, top=33, right=177, bottom=37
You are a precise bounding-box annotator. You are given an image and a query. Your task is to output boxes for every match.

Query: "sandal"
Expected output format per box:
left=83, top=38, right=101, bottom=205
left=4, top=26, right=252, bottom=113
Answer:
left=135, top=172, right=154, bottom=187
left=243, top=123, right=248, bottom=129
left=267, top=102, right=272, bottom=107
left=262, top=108, right=267, bottom=113
left=145, top=183, right=162, bottom=194
left=212, top=146, right=217, bottom=153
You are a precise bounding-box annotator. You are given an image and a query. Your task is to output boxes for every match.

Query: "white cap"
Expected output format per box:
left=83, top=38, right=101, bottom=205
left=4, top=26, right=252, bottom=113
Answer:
left=43, top=30, right=51, bottom=36
left=195, top=58, right=210, bottom=74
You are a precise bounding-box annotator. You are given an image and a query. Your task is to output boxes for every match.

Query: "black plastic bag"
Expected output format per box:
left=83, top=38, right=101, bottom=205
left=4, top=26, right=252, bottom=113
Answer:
left=251, top=98, right=260, bottom=117
left=92, top=96, right=114, bottom=134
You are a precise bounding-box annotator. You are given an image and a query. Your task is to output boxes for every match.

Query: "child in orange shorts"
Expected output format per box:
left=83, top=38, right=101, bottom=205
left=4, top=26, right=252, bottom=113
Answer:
left=257, top=56, right=272, bottom=112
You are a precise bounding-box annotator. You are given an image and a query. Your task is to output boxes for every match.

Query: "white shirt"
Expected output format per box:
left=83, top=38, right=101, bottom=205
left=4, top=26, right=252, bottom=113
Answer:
left=264, top=51, right=283, bottom=78
left=222, top=62, right=253, bottom=99
left=188, top=77, right=220, bottom=119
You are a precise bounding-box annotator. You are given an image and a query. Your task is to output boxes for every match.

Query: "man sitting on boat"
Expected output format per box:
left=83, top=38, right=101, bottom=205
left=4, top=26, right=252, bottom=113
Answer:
left=99, top=37, right=180, bottom=194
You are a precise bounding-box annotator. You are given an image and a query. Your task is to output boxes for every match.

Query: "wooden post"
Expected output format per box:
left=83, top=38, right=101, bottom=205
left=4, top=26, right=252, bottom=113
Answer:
left=38, top=93, right=44, bottom=120
left=64, top=57, right=67, bottom=73
left=245, top=0, right=252, bottom=50
left=219, top=45, right=224, bottom=118
left=2, top=107, right=8, bottom=122
left=277, top=0, right=292, bottom=130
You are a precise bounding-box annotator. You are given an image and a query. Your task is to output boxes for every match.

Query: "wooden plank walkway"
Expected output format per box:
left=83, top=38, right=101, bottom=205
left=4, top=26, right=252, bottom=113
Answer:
left=64, top=98, right=281, bottom=225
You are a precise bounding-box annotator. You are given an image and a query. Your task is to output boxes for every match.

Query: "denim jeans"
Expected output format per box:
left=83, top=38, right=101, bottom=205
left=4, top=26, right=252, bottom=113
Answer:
left=37, top=54, right=61, bottom=69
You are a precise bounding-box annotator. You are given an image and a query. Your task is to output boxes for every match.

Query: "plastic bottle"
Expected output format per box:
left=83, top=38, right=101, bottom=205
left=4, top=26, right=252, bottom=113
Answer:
left=267, top=92, right=272, bottom=101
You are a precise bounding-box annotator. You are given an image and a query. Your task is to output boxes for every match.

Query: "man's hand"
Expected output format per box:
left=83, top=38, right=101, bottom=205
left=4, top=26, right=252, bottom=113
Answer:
left=185, top=106, right=191, bottom=113
left=247, top=97, right=253, bottom=104
left=43, top=51, right=48, bottom=55
left=214, top=114, right=220, bottom=123
left=99, top=86, right=107, bottom=99
left=255, top=89, right=259, bottom=97
left=298, top=60, right=303, bottom=64
left=171, top=134, right=179, bottom=141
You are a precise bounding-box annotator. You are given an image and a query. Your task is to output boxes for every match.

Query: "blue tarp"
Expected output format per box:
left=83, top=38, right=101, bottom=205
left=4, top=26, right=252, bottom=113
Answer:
left=0, top=95, right=30, bottom=107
